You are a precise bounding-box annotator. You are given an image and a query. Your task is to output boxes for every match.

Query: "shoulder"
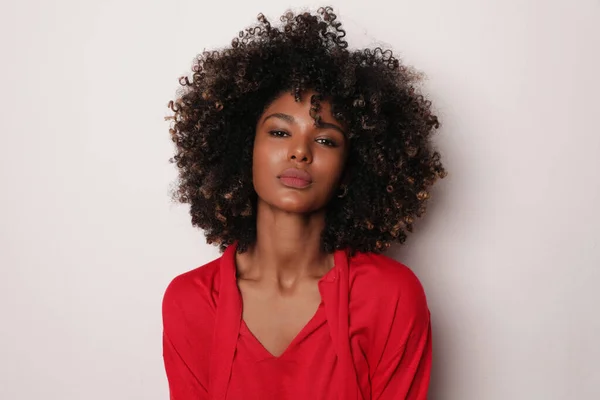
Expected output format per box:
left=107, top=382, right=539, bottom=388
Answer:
left=161, top=256, right=224, bottom=386
left=347, top=251, right=431, bottom=357
left=348, top=251, right=427, bottom=307
left=162, top=255, right=222, bottom=329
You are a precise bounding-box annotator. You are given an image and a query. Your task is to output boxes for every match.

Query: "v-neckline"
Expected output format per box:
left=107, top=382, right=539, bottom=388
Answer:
left=232, top=243, right=339, bottom=361
left=209, top=241, right=360, bottom=400
left=239, top=301, right=327, bottom=360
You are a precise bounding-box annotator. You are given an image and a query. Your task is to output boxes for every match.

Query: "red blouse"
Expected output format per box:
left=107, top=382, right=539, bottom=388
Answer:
left=162, top=242, right=432, bottom=399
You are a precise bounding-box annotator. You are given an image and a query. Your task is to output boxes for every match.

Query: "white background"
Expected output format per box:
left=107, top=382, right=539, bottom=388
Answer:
left=1, top=0, right=599, bottom=399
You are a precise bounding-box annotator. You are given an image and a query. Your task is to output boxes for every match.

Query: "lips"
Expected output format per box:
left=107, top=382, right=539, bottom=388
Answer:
left=278, top=168, right=313, bottom=188
left=279, top=168, right=313, bottom=181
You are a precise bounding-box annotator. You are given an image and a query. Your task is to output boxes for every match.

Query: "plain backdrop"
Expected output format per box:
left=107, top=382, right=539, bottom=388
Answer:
left=1, top=0, right=599, bottom=399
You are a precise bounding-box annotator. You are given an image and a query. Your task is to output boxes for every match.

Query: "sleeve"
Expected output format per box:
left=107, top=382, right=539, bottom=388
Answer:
left=370, top=275, right=433, bottom=400
left=163, top=331, right=208, bottom=399
left=162, top=276, right=211, bottom=400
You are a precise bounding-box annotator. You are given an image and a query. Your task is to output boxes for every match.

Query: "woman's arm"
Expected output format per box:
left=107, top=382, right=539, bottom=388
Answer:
left=163, top=330, right=209, bottom=399
left=162, top=271, right=215, bottom=400
left=370, top=307, right=432, bottom=399
left=368, top=264, right=433, bottom=400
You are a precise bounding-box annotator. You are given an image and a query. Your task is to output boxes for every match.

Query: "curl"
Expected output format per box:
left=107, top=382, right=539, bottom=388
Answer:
left=166, top=6, right=447, bottom=253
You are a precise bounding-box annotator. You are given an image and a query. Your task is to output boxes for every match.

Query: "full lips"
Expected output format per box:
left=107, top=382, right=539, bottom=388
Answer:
left=278, top=168, right=313, bottom=182
left=279, top=176, right=312, bottom=188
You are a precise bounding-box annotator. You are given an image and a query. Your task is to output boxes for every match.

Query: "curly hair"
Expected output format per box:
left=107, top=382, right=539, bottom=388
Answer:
left=166, top=6, right=447, bottom=254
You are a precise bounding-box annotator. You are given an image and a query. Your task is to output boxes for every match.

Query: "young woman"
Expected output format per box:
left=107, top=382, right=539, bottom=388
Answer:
left=162, top=6, right=446, bottom=400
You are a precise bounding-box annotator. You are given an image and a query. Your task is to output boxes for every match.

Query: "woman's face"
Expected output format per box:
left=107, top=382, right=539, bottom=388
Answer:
left=252, top=90, right=349, bottom=214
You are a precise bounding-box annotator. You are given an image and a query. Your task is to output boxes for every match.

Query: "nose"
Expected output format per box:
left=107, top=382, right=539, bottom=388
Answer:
left=288, top=136, right=312, bottom=164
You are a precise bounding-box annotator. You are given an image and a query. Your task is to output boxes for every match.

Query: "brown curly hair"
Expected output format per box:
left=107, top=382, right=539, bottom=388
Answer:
left=166, top=6, right=447, bottom=254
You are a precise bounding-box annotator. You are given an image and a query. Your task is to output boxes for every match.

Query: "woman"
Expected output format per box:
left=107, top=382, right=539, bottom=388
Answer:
left=162, top=6, right=446, bottom=400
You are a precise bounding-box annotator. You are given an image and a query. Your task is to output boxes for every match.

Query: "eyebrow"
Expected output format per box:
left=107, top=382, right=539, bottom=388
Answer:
left=262, top=112, right=346, bottom=136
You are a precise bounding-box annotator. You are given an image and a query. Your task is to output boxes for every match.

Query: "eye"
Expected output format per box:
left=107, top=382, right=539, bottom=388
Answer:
left=316, top=138, right=338, bottom=147
left=269, top=130, right=289, bottom=137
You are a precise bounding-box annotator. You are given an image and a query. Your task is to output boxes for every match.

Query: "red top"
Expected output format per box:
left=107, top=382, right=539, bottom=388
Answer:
left=162, top=242, right=432, bottom=400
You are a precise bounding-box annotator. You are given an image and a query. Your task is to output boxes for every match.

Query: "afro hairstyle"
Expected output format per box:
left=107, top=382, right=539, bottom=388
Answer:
left=167, top=6, right=447, bottom=254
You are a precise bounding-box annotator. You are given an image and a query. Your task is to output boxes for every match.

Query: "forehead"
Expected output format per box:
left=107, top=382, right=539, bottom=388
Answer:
left=260, top=90, right=336, bottom=122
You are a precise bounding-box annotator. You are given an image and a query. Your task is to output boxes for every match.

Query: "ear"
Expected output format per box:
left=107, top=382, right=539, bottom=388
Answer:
left=339, top=168, right=350, bottom=186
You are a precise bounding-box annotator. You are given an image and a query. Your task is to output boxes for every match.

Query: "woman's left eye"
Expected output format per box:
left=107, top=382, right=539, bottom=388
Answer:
left=316, top=138, right=337, bottom=147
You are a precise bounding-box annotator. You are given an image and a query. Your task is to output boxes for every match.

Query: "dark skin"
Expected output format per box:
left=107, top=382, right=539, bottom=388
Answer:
left=235, top=90, right=349, bottom=357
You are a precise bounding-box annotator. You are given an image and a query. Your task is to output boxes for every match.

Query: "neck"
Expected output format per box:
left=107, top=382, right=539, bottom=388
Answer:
left=238, top=200, right=334, bottom=286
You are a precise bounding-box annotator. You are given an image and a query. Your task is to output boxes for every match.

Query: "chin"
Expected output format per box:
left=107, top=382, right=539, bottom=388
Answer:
left=268, top=194, right=322, bottom=214
left=276, top=199, right=315, bottom=214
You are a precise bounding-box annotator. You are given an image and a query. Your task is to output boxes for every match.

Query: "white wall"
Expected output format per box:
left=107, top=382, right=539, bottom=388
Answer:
left=1, top=0, right=598, bottom=399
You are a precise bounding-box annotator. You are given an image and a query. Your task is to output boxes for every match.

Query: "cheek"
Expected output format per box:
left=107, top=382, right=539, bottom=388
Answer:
left=316, top=152, right=346, bottom=182
left=251, top=139, right=282, bottom=188
left=252, top=140, right=271, bottom=173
